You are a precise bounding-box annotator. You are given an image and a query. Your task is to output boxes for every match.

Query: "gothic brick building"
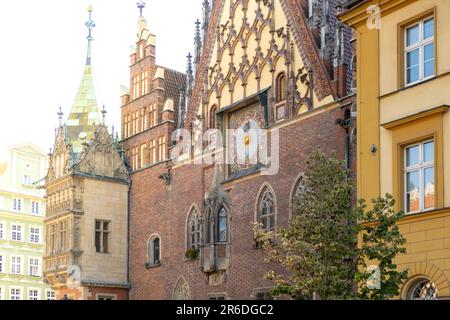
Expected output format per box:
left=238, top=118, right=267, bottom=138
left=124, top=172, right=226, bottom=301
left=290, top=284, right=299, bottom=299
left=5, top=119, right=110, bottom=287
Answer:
left=121, top=0, right=356, bottom=300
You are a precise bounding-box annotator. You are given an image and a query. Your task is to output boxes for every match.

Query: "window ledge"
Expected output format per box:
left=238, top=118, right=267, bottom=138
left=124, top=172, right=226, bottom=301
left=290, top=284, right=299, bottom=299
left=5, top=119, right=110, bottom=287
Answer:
left=145, top=262, right=161, bottom=269
left=184, top=257, right=199, bottom=262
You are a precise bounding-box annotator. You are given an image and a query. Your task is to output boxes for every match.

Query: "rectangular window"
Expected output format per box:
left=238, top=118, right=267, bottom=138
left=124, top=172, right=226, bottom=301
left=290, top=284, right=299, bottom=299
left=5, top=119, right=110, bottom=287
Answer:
left=141, top=144, right=147, bottom=168
left=150, top=104, right=158, bottom=127
left=158, top=137, right=167, bottom=162
left=10, top=288, right=21, bottom=300
left=405, top=17, right=435, bottom=86
left=29, top=258, right=40, bottom=277
left=23, top=175, right=32, bottom=185
left=31, top=201, right=40, bottom=215
left=11, top=225, right=23, bottom=242
left=149, top=140, right=157, bottom=165
left=0, top=287, right=3, bottom=300
left=405, top=140, right=435, bottom=214
left=11, top=256, right=22, bottom=275
left=0, top=255, right=3, bottom=273
left=50, top=224, right=56, bottom=254
left=46, top=290, right=56, bottom=300
left=0, top=222, right=4, bottom=240
left=12, top=199, right=23, bottom=212
left=95, top=220, right=110, bottom=254
left=28, top=289, right=40, bottom=300
left=30, top=227, right=41, bottom=244
left=59, top=221, right=67, bottom=252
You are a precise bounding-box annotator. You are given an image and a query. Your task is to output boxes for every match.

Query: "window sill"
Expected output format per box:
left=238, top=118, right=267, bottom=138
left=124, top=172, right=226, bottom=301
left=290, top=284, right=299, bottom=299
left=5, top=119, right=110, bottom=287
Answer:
left=184, top=257, right=199, bottom=262
left=145, top=262, right=161, bottom=269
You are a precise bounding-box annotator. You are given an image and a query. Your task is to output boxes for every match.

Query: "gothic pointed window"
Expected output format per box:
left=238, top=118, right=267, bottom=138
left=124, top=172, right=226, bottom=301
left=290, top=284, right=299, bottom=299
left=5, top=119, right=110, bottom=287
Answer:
left=210, top=105, right=218, bottom=129
left=206, top=208, right=214, bottom=244
left=187, top=208, right=201, bottom=250
left=217, top=207, right=228, bottom=243
left=257, top=186, right=276, bottom=232
left=291, top=174, right=306, bottom=216
left=276, top=72, right=287, bottom=102
left=147, top=235, right=161, bottom=267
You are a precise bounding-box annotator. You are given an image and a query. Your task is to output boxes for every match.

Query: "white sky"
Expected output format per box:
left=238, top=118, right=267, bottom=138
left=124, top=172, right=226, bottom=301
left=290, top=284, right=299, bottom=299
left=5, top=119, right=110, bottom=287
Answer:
left=0, top=0, right=202, bottom=155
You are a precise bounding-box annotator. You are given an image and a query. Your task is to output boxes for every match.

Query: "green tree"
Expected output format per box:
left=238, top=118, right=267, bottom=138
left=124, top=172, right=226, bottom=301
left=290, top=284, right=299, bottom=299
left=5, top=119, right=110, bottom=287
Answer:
left=255, top=151, right=407, bottom=300
left=356, top=195, right=408, bottom=300
left=255, top=151, right=361, bottom=300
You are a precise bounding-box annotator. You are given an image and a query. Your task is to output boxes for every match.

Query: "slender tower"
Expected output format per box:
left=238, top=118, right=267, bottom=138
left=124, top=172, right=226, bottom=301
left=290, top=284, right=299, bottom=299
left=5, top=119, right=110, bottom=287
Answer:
left=43, top=6, right=130, bottom=301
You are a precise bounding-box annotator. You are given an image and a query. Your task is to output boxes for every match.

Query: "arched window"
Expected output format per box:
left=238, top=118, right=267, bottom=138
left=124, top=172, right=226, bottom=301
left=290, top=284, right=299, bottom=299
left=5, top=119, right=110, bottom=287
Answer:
left=147, top=235, right=161, bottom=266
left=210, top=105, right=218, bottom=129
left=290, top=174, right=306, bottom=216
left=257, top=186, right=276, bottom=232
left=351, top=55, right=357, bottom=91
left=217, top=207, right=228, bottom=243
left=206, top=208, right=214, bottom=244
left=406, top=279, right=438, bottom=300
left=187, top=208, right=201, bottom=250
left=275, top=73, right=287, bottom=102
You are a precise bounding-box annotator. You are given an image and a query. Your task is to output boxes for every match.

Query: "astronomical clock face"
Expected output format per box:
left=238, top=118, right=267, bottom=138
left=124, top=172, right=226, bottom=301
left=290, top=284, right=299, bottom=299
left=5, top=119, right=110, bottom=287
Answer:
left=228, top=103, right=265, bottom=177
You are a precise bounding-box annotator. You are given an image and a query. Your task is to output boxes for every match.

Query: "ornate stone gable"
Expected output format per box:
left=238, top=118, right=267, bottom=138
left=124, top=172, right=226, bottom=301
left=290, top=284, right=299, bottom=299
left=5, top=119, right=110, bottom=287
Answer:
left=47, top=126, right=74, bottom=185
left=74, top=126, right=129, bottom=181
left=185, top=0, right=337, bottom=128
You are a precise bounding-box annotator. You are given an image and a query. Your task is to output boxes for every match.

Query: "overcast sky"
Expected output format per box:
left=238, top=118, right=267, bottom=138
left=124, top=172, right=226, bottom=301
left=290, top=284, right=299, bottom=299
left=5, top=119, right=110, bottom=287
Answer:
left=0, top=0, right=202, bottom=156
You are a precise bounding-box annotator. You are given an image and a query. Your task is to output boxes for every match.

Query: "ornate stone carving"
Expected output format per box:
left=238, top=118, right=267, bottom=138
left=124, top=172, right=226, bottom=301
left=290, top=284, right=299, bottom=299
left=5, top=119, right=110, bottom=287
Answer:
left=173, top=277, right=193, bottom=300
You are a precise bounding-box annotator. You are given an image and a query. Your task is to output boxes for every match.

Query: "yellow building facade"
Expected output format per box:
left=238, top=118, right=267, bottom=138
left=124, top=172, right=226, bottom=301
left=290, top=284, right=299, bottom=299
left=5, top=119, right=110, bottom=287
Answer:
left=341, top=0, right=450, bottom=300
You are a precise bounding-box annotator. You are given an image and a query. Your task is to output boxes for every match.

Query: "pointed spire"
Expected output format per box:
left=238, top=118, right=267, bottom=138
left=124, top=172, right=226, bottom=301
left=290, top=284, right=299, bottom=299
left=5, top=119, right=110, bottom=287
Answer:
left=57, top=107, right=64, bottom=127
left=101, top=105, right=107, bottom=125
left=66, top=5, right=102, bottom=155
left=202, top=0, right=211, bottom=42
left=186, top=52, right=193, bottom=84
left=194, top=20, right=202, bottom=74
left=85, top=5, right=96, bottom=65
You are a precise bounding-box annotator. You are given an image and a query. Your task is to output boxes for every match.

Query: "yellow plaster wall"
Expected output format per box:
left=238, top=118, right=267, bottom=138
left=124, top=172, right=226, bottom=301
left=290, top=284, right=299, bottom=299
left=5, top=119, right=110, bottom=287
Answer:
left=378, top=0, right=450, bottom=207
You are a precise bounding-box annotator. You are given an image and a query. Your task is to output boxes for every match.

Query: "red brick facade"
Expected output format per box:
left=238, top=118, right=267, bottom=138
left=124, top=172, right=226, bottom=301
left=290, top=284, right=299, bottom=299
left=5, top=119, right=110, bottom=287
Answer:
left=121, top=0, right=357, bottom=300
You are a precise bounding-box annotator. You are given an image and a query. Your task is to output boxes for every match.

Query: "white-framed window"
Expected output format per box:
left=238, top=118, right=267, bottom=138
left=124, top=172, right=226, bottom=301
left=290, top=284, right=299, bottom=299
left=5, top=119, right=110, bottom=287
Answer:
left=0, top=286, right=4, bottom=300
left=405, top=140, right=435, bottom=214
left=29, top=227, right=41, bottom=244
left=12, top=198, right=23, bottom=212
left=28, top=289, right=40, bottom=300
left=23, top=175, right=33, bottom=185
left=0, top=222, right=4, bottom=240
left=0, top=255, right=4, bottom=273
left=31, top=201, right=40, bottom=215
left=11, top=224, right=23, bottom=242
left=29, top=257, right=40, bottom=277
left=10, top=287, right=22, bottom=300
left=11, top=256, right=22, bottom=275
left=405, top=17, right=435, bottom=86
left=46, top=290, right=56, bottom=300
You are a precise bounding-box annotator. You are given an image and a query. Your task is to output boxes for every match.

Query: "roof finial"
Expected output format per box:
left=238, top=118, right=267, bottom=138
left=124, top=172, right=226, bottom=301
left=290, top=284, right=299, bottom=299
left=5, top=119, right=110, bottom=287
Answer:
left=57, top=106, right=64, bottom=127
left=137, top=1, right=146, bottom=17
left=86, top=6, right=95, bottom=41
left=85, top=5, right=96, bottom=65
left=101, top=105, right=107, bottom=125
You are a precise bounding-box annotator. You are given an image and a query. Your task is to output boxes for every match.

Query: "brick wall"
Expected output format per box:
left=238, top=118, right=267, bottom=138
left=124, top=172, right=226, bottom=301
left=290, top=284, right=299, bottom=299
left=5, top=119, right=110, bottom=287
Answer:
left=128, top=106, right=351, bottom=300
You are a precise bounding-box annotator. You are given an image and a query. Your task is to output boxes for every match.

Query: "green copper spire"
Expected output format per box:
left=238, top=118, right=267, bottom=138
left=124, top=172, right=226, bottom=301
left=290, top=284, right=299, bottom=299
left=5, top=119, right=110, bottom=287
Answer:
left=66, top=5, right=102, bottom=154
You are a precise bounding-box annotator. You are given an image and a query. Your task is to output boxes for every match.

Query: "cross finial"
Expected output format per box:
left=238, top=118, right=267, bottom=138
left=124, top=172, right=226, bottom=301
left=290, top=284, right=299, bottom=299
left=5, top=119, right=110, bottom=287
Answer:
left=85, top=6, right=96, bottom=41
left=137, top=1, right=146, bottom=16
left=57, top=106, right=64, bottom=126
left=101, top=105, right=107, bottom=125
